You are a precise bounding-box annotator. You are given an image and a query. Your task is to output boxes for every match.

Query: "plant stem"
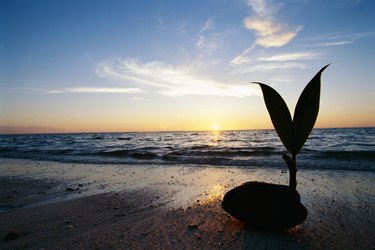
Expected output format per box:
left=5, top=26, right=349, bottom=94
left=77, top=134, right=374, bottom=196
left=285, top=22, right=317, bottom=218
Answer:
left=289, top=154, right=297, bottom=191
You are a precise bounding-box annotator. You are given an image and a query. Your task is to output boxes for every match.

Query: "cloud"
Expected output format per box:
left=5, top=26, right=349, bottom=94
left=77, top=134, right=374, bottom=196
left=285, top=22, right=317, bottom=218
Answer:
left=96, top=58, right=259, bottom=97
left=246, top=0, right=279, bottom=16
left=229, top=62, right=305, bottom=74
left=200, top=18, right=215, bottom=33
left=49, top=87, right=141, bottom=94
left=230, top=0, right=302, bottom=65
left=258, top=52, right=320, bottom=61
left=195, top=35, right=218, bottom=54
left=230, top=44, right=256, bottom=66
left=1, top=86, right=140, bottom=95
left=195, top=18, right=219, bottom=55
left=247, top=20, right=302, bottom=48
left=315, top=41, right=354, bottom=47
left=303, top=31, right=374, bottom=47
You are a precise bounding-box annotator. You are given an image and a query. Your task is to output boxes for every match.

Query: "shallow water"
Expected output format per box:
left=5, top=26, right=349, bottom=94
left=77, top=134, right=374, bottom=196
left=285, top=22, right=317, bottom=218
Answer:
left=0, top=128, right=374, bottom=171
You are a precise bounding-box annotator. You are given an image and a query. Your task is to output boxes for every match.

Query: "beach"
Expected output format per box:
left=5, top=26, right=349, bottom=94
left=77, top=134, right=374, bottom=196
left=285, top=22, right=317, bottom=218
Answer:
left=1, top=158, right=374, bottom=249
left=2, top=0, right=375, bottom=248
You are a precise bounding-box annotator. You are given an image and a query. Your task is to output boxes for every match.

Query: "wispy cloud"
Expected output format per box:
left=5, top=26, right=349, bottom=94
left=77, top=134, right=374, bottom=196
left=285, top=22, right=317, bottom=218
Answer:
left=1, top=85, right=141, bottom=95
left=247, top=0, right=280, bottom=16
left=315, top=41, right=354, bottom=47
left=229, top=62, right=305, bottom=75
left=195, top=35, right=219, bottom=54
left=230, top=0, right=302, bottom=66
left=200, top=18, right=215, bottom=33
left=258, top=52, right=320, bottom=61
left=96, top=58, right=259, bottom=97
left=229, top=44, right=256, bottom=66
left=243, top=16, right=302, bottom=48
left=195, top=18, right=220, bottom=55
left=49, top=87, right=141, bottom=94
left=303, top=31, right=374, bottom=47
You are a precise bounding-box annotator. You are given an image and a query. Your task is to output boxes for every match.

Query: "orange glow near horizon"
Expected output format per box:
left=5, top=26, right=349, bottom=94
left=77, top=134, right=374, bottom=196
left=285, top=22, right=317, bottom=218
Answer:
left=0, top=108, right=374, bottom=134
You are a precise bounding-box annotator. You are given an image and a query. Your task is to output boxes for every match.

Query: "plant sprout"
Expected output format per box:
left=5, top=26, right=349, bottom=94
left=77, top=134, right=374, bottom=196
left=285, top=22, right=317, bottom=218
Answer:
left=255, top=65, right=329, bottom=191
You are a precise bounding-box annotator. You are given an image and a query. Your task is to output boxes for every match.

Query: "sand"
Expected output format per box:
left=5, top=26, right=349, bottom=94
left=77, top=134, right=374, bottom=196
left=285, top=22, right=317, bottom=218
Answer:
left=0, top=159, right=374, bottom=249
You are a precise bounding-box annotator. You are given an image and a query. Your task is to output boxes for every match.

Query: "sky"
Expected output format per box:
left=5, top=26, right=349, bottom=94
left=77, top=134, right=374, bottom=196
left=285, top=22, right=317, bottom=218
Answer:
left=1, top=0, right=374, bottom=133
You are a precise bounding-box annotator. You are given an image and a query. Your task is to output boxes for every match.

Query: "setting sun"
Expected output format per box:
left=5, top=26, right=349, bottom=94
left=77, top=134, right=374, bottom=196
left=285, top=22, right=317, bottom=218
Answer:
left=212, top=123, right=220, bottom=131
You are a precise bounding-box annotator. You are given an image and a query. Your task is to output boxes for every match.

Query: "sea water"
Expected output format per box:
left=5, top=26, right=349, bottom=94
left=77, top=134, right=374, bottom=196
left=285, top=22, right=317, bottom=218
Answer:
left=0, top=128, right=374, bottom=171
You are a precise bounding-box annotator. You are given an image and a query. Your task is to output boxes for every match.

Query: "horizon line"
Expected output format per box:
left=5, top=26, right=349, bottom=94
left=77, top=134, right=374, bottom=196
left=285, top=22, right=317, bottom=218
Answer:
left=0, top=126, right=374, bottom=136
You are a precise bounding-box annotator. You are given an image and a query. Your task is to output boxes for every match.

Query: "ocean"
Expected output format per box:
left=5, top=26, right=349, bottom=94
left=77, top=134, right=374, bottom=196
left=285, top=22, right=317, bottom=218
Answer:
left=0, top=128, right=374, bottom=171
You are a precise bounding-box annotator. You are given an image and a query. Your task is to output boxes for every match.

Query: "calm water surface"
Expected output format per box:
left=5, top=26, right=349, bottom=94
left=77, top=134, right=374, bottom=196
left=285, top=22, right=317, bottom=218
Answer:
left=0, top=128, right=374, bottom=171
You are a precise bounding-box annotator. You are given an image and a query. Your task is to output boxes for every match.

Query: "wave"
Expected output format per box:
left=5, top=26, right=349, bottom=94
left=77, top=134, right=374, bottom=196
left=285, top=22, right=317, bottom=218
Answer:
left=0, top=128, right=374, bottom=171
left=315, top=150, right=375, bottom=161
left=118, top=137, right=132, bottom=141
left=98, top=150, right=132, bottom=157
left=1, top=146, right=374, bottom=162
left=94, top=149, right=158, bottom=159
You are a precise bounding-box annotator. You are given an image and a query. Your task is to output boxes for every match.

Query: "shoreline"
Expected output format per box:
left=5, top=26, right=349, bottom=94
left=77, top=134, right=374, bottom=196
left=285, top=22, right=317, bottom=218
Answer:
left=1, top=159, right=374, bottom=249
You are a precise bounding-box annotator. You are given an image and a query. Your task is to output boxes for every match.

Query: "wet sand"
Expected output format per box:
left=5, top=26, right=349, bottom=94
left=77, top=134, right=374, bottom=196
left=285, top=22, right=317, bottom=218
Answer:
left=0, top=159, right=374, bottom=249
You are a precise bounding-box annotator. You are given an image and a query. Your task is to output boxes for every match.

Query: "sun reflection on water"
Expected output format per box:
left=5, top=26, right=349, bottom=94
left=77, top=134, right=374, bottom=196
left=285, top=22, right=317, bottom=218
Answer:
left=210, top=130, right=222, bottom=144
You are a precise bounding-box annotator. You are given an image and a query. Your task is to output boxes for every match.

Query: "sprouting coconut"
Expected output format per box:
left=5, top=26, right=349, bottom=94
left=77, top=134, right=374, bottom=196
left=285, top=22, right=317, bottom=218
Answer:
left=222, top=65, right=329, bottom=230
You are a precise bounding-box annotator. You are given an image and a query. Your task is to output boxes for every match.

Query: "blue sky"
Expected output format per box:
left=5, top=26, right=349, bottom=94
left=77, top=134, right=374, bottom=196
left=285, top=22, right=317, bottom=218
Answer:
left=1, top=0, right=374, bottom=133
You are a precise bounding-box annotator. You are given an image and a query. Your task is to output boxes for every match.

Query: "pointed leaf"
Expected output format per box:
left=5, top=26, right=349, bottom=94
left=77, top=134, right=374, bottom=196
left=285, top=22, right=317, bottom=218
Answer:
left=255, top=82, right=294, bottom=153
left=293, top=65, right=329, bottom=154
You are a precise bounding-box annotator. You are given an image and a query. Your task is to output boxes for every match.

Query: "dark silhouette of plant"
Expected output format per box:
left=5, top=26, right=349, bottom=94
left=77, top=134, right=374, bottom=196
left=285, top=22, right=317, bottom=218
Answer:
left=255, top=65, right=329, bottom=191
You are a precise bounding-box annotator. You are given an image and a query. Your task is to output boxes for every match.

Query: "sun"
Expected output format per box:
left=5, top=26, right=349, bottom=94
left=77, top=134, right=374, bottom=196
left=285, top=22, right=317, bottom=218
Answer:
left=212, top=123, right=220, bottom=131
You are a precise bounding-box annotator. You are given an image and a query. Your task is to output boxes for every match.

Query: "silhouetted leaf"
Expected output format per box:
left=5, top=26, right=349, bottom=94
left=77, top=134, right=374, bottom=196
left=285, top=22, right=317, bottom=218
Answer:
left=254, top=82, right=294, bottom=153
left=292, top=65, right=329, bottom=154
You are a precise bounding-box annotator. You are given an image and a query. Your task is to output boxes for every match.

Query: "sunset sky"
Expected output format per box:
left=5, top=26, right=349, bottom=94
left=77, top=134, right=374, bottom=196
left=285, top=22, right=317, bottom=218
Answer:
left=1, top=0, right=374, bottom=133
